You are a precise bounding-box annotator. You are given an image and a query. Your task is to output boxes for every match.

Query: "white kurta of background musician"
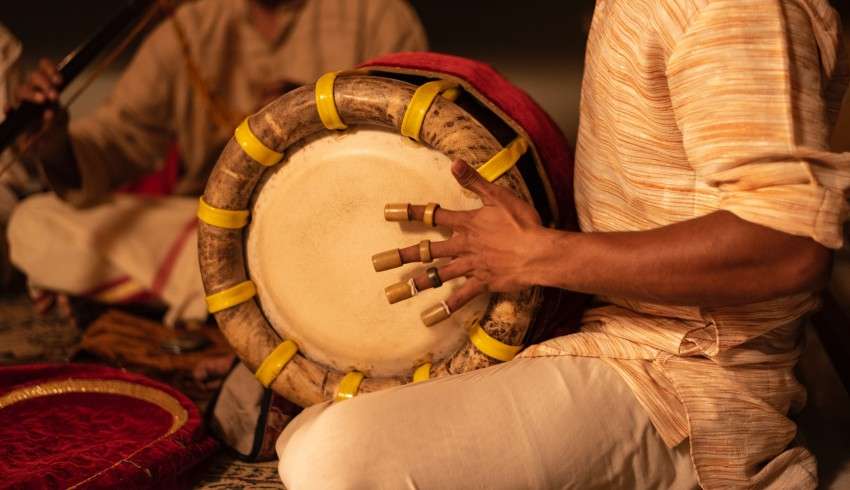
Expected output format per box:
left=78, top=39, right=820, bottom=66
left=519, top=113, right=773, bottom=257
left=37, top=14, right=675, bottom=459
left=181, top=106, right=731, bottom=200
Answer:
left=248, top=128, right=489, bottom=377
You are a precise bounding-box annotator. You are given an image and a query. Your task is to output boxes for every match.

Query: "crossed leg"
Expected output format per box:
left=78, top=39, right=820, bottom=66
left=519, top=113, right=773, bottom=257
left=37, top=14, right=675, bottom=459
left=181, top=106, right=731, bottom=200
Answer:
left=277, top=356, right=697, bottom=489
left=7, top=193, right=206, bottom=324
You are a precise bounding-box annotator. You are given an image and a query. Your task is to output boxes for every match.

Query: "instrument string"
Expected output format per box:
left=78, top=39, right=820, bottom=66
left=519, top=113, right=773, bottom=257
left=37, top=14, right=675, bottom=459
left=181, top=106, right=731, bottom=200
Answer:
left=63, top=2, right=165, bottom=108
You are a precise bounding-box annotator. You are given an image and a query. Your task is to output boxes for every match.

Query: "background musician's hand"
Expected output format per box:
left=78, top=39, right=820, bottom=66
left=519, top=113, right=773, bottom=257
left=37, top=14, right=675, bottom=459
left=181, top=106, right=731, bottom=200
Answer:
left=13, top=58, right=69, bottom=145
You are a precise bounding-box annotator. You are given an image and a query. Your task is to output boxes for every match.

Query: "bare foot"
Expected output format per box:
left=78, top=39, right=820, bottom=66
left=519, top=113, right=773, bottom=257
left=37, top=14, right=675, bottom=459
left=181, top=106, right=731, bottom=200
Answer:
left=29, top=287, right=73, bottom=318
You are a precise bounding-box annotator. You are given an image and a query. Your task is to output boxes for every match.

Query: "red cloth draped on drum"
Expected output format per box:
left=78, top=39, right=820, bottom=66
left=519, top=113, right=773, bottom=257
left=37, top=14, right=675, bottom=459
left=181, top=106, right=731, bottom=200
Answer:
left=361, top=52, right=586, bottom=338
left=0, top=364, right=216, bottom=489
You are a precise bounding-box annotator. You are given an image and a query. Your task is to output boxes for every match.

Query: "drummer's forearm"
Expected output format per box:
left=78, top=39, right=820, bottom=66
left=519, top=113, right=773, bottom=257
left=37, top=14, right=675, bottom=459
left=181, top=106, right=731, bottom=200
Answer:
left=527, top=210, right=831, bottom=307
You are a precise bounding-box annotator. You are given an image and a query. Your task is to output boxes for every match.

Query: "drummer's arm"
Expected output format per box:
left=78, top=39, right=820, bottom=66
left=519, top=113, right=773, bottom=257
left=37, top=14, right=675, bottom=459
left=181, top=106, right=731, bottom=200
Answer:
left=529, top=3, right=848, bottom=309
left=526, top=211, right=831, bottom=307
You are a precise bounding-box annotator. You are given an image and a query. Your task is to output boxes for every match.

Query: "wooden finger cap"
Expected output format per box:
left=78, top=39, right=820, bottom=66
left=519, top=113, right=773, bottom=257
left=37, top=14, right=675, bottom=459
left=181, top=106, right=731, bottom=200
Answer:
left=423, top=202, right=440, bottom=227
left=418, top=240, right=433, bottom=263
left=421, top=301, right=451, bottom=327
left=372, top=249, right=403, bottom=272
left=384, top=203, right=412, bottom=222
left=385, top=280, right=415, bottom=304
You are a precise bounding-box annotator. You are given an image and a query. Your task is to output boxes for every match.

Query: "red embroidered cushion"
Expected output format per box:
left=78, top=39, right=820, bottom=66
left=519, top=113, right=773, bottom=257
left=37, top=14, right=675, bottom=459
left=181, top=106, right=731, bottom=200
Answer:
left=0, top=364, right=217, bottom=489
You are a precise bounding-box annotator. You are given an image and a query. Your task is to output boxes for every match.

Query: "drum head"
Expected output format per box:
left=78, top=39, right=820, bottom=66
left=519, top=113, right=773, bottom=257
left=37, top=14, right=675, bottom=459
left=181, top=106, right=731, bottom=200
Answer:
left=247, top=127, right=490, bottom=377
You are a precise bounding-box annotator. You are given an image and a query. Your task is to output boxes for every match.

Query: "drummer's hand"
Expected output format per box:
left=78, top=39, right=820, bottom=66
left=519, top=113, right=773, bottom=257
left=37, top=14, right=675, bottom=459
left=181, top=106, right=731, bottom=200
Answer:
left=13, top=58, right=68, bottom=143
left=389, top=160, right=547, bottom=313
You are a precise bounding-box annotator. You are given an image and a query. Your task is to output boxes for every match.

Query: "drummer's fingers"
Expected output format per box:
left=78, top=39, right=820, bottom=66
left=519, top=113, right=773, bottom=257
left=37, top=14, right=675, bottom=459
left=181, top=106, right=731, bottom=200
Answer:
left=407, top=204, right=472, bottom=228
left=420, top=277, right=487, bottom=326
left=444, top=277, right=487, bottom=313
left=412, top=257, right=474, bottom=292
left=397, top=236, right=466, bottom=264
left=451, top=159, right=510, bottom=204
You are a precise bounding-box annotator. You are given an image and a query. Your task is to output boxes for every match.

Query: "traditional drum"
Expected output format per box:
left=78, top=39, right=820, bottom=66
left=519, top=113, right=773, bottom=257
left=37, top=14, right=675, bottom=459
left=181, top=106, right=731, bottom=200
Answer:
left=198, top=53, right=581, bottom=407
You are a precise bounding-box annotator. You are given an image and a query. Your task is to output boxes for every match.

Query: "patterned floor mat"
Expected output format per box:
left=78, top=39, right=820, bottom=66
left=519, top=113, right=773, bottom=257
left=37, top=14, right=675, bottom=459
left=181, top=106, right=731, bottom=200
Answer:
left=192, top=453, right=283, bottom=489
left=0, top=294, right=81, bottom=363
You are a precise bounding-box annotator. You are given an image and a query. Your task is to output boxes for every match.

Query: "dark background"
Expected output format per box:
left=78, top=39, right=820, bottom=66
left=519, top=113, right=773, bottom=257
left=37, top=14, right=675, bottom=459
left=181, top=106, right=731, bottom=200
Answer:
left=2, top=1, right=849, bottom=143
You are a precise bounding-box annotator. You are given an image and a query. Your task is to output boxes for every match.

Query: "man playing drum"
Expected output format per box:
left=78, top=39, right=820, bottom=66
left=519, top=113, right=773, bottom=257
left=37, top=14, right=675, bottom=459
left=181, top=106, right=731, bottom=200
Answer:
left=5, top=0, right=426, bottom=324
left=273, top=1, right=849, bottom=488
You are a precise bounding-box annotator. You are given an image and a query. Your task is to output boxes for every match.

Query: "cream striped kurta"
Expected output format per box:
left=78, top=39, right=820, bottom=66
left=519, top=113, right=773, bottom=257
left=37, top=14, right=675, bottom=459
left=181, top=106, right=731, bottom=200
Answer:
left=521, top=1, right=850, bottom=488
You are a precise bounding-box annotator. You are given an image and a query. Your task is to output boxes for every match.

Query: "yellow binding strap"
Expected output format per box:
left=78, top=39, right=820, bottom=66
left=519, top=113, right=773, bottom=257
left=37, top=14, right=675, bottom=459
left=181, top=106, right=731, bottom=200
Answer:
left=469, top=323, right=523, bottom=362
left=476, top=137, right=529, bottom=183
left=401, top=80, right=460, bottom=141
left=255, top=340, right=299, bottom=387
left=412, top=363, right=431, bottom=383
left=234, top=119, right=283, bottom=166
left=197, top=197, right=249, bottom=229
left=205, top=280, right=256, bottom=314
left=335, top=371, right=365, bottom=402
left=441, top=87, right=461, bottom=102
left=315, top=72, right=348, bottom=130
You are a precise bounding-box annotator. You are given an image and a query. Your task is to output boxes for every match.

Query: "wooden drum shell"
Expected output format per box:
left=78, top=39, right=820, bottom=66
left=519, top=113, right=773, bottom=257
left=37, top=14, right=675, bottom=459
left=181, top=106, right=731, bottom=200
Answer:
left=199, top=75, right=540, bottom=407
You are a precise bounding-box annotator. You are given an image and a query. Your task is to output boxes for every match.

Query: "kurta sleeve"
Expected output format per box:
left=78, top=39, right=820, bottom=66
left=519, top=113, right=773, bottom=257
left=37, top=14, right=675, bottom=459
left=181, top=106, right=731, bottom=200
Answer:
left=47, top=21, right=178, bottom=207
left=666, top=0, right=850, bottom=249
left=361, top=0, right=428, bottom=58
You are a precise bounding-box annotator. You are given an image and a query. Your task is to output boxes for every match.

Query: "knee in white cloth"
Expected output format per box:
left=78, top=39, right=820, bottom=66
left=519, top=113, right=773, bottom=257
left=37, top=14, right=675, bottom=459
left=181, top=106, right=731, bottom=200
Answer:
left=5, top=193, right=115, bottom=292
left=6, top=193, right=59, bottom=272
left=277, top=400, right=393, bottom=489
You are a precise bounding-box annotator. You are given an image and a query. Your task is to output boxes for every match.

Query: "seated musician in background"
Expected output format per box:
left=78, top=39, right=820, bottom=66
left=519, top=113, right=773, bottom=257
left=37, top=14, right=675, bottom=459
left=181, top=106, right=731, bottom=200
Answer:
left=274, top=1, right=849, bottom=489
left=6, top=0, right=426, bottom=324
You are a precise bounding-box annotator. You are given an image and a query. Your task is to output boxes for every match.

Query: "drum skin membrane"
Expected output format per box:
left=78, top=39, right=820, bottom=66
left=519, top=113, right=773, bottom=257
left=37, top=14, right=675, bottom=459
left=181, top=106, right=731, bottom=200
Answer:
left=248, top=128, right=489, bottom=377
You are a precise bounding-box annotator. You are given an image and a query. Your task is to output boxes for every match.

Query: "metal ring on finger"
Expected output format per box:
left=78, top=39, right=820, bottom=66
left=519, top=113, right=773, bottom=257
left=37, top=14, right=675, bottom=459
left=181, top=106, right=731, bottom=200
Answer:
left=426, top=267, right=443, bottom=288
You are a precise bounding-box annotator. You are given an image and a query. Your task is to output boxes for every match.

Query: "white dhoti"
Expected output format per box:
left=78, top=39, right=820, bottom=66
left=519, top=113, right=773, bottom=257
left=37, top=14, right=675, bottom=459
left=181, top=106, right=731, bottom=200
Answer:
left=7, top=193, right=206, bottom=324
left=276, top=356, right=698, bottom=489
